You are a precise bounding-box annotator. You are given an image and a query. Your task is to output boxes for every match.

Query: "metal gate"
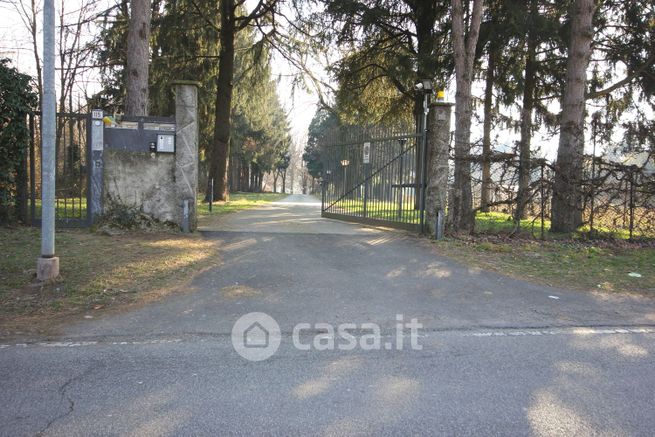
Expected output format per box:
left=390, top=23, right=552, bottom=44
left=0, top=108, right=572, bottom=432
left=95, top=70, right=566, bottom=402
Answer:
left=29, top=112, right=91, bottom=227
left=320, top=125, right=427, bottom=232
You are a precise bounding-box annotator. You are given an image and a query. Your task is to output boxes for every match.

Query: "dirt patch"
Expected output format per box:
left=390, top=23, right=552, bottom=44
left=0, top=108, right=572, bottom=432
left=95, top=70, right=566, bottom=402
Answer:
left=220, top=284, right=262, bottom=299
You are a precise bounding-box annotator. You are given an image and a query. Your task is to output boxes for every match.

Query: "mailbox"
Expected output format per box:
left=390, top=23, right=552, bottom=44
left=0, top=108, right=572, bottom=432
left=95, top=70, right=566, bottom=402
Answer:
left=104, top=116, right=176, bottom=153
left=157, top=134, right=175, bottom=153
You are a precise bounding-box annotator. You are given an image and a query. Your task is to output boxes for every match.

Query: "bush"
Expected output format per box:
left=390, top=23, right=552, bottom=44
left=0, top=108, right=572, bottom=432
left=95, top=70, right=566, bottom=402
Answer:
left=95, top=195, right=177, bottom=234
left=0, top=59, right=38, bottom=224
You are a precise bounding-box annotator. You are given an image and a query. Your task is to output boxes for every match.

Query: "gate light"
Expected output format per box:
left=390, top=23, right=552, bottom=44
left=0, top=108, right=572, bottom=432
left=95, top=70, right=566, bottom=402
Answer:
left=415, top=79, right=433, bottom=93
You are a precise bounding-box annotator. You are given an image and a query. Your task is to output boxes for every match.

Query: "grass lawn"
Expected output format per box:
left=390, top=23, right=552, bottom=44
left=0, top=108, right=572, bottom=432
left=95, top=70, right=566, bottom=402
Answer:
left=0, top=191, right=287, bottom=338
left=197, top=192, right=288, bottom=229
left=197, top=192, right=288, bottom=217
left=0, top=226, right=221, bottom=337
left=327, top=198, right=421, bottom=224
left=434, top=237, right=655, bottom=295
left=474, top=211, right=653, bottom=240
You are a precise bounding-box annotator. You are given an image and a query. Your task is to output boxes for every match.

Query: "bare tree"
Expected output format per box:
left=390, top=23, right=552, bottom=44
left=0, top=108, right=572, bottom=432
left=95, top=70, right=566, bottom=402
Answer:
left=57, top=0, right=97, bottom=110
left=4, top=0, right=43, bottom=100
left=4, top=0, right=101, bottom=109
left=551, top=0, right=596, bottom=232
left=125, top=0, right=151, bottom=116
left=449, top=0, right=484, bottom=233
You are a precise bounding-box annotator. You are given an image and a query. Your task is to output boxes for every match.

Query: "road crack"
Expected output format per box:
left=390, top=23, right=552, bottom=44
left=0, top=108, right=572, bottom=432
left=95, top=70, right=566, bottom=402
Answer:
left=36, top=364, right=99, bottom=436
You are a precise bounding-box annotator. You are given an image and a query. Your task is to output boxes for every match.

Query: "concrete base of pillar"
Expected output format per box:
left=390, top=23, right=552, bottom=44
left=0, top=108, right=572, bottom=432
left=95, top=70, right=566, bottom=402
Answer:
left=37, top=256, right=60, bottom=281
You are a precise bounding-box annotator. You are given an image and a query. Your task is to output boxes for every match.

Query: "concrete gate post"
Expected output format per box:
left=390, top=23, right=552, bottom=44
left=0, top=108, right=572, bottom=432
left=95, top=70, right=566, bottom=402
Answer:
left=172, top=81, right=200, bottom=232
left=88, top=109, right=104, bottom=222
left=425, top=101, right=453, bottom=239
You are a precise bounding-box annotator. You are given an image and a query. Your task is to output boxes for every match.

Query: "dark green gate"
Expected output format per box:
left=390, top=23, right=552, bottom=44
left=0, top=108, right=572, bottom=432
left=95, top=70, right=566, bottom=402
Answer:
left=320, top=126, right=427, bottom=232
left=29, top=112, right=91, bottom=227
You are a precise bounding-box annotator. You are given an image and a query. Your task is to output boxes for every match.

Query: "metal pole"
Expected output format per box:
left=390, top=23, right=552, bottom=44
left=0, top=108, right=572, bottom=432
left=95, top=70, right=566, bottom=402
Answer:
left=419, top=92, right=429, bottom=233
left=589, top=119, right=597, bottom=236
left=321, top=177, right=326, bottom=213
left=42, top=0, right=56, bottom=255
left=629, top=168, right=635, bottom=241
left=540, top=161, right=545, bottom=241
left=363, top=164, right=369, bottom=218
left=209, top=177, right=214, bottom=213
left=29, top=114, right=36, bottom=224
left=182, top=199, right=190, bottom=233
left=37, top=0, right=58, bottom=280
left=397, top=139, right=405, bottom=219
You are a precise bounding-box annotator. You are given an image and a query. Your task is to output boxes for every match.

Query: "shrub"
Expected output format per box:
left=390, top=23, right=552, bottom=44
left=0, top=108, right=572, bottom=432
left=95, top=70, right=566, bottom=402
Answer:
left=0, top=59, right=38, bottom=224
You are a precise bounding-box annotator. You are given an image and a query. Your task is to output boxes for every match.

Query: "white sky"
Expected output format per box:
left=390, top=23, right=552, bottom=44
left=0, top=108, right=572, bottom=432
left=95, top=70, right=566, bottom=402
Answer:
left=271, top=55, right=318, bottom=146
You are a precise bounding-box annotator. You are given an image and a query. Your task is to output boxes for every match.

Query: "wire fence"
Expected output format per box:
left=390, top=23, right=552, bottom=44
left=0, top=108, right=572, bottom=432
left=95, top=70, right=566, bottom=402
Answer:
left=464, top=149, right=655, bottom=240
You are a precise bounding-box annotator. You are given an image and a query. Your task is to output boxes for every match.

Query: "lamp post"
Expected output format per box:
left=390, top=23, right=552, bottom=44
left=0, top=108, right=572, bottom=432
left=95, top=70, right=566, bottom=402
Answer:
left=37, top=0, right=59, bottom=281
left=415, top=79, right=433, bottom=233
left=398, top=138, right=407, bottom=218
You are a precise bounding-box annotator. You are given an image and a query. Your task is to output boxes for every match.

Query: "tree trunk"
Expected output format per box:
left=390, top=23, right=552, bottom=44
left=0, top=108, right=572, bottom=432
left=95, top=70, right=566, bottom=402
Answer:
left=207, top=0, right=236, bottom=201
left=125, top=0, right=151, bottom=116
left=515, top=0, right=539, bottom=225
left=480, top=46, right=495, bottom=213
left=16, top=145, right=29, bottom=224
left=282, top=171, right=286, bottom=193
left=241, top=158, right=249, bottom=191
left=449, top=0, right=484, bottom=233
left=551, top=0, right=595, bottom=233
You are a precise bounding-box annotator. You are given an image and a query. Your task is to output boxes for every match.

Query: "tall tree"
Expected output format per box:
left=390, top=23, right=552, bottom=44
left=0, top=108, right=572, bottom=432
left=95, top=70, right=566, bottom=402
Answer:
left=303, top=108, right=338, bottom=181
left=323, top=1, right=450, bottom=124
left=206, top=0, right=279, bottom=201
left=208, top=0, right=237, bottom=200
left=480, top=44, right=495, bottom=213
left=125, top=0, right=152, bottom=115
left=449, top=0, right=484, bottom=232
left=551, top=0, right=596, bottom=232
left=149, top=0, right=219, bottom=158
left=514, top=0, right=539, bottom=224
left=92, top=0, right=130, bottom=112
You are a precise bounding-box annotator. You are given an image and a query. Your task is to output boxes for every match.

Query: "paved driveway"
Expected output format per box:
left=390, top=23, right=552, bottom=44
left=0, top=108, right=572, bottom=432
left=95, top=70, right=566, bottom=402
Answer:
left=2, top=194, right=655, bottom=436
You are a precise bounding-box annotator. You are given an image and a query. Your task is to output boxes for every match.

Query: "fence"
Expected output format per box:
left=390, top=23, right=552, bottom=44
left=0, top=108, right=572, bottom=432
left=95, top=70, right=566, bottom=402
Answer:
left=27, top=111, right=91, bottom=227
left=465, top=150, right=655, bottom=240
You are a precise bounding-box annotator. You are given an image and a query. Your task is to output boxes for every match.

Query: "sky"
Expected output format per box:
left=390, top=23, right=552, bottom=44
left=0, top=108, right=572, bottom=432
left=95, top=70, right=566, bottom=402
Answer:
left=270, top=55, right=318, bottom=145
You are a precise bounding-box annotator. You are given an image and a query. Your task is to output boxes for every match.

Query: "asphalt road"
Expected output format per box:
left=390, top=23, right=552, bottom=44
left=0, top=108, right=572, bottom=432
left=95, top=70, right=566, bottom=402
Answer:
left=2, top=194, right=655, bottom=436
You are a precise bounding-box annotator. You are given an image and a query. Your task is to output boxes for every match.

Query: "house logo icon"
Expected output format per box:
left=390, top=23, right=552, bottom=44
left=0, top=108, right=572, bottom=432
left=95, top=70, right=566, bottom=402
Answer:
left=244, top=322, right=269, bottom=348
left=232, top=312, right=281, bottom=361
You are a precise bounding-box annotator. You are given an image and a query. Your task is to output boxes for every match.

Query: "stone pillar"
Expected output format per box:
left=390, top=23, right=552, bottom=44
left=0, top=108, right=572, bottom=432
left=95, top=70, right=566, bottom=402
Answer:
left=425, top=102, right=453, bottom=239
left=173, top=81, right=200, bottom=231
